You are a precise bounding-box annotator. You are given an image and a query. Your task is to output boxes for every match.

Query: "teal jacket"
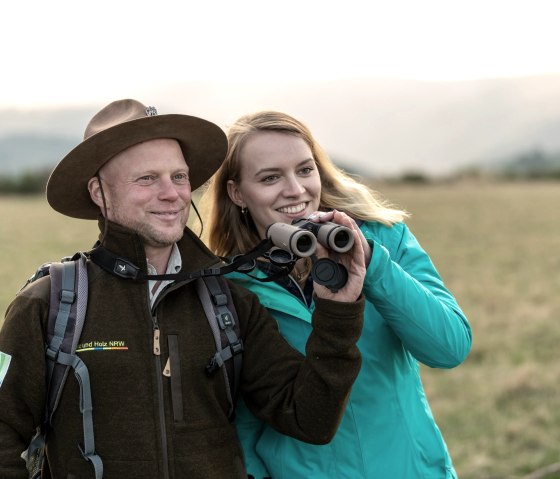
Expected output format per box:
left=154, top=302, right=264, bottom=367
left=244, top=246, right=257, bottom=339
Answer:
left=230, top=221, right=472, bottom=479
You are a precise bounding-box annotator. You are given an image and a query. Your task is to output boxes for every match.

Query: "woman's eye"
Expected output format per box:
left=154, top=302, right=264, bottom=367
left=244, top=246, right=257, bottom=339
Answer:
left=262, top=175, right=279, bottom=183
left=300, top=167, right=313, bottom=174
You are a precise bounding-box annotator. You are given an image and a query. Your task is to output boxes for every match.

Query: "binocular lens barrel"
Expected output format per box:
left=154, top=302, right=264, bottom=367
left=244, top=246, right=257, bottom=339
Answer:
left=266, top=219, right=354, bottom=256
left=315, top=224, right=354, bottom=253
left=292, top=219, right=355, bottom=254
left=266, top=223, right=317, bottom=257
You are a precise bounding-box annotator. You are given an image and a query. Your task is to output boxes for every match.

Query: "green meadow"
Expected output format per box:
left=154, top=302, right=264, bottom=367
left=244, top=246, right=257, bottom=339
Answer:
left=1, top=180, right=559, bottom=479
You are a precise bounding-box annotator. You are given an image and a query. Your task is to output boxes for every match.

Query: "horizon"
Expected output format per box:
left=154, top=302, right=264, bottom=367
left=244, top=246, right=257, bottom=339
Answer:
left=2, top=75, right=560, bottom=177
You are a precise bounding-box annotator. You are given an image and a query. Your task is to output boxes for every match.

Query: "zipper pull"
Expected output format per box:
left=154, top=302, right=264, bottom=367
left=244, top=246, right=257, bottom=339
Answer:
left=153, top=328, right=161, bottom=356
left=163, top=357, right=171, bottom=377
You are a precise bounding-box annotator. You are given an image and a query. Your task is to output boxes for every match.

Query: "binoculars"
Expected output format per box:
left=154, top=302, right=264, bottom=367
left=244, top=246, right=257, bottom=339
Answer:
left=265, top=218, right=355, bottom=257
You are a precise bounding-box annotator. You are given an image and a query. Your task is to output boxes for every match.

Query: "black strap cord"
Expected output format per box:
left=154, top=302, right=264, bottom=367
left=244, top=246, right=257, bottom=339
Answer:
left=87, top=239, right=295, bottom=283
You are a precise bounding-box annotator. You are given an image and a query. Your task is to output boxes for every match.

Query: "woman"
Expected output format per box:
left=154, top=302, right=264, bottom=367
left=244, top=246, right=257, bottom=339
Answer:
left=203, top=111, right=472, bottom=479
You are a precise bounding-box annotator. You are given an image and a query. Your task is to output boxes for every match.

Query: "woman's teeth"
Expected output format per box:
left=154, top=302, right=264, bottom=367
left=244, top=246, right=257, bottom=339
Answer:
left=278, top=203, right=306, bottom=214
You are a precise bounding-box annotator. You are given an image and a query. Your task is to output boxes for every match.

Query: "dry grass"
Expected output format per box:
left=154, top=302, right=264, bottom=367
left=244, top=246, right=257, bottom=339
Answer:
left=375, top=180, right=560, bottom=479
left=1, top=181, right=559, bottom=478
left=0, top=196, right=98, bottom=313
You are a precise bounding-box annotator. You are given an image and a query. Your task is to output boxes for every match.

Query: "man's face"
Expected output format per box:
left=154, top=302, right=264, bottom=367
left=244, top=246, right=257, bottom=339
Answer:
left=95, top=138, right=192, bottom=249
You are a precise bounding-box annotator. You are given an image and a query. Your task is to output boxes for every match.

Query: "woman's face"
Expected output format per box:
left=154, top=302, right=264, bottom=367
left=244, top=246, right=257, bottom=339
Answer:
left=227, top=131, right=322, bottom=239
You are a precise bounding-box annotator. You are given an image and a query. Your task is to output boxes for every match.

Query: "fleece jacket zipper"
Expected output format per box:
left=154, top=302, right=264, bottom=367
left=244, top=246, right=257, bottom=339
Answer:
left=152, top=314, right=170, bottom=479
left=149, top=280, right=194, bottom=479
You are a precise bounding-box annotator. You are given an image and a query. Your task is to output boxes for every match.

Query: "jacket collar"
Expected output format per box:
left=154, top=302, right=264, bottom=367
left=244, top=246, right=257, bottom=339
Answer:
left=95, top=217, right=221, bottom=276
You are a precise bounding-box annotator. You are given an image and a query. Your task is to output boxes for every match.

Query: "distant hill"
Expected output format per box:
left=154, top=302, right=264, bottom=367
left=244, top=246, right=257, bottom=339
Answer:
left=0, top=106, right=93, bottom=175
left=482, top=147, right=560, bottom=177
left=0, top=135, right=76, bottom=175
left=2, top=75, right=560, bottom=177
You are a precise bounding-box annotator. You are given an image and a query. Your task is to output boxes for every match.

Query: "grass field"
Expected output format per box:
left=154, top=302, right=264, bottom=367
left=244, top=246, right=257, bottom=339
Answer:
left=1, top=180, right=559, bottom=478
left=378, top=180, right=560, bottom=479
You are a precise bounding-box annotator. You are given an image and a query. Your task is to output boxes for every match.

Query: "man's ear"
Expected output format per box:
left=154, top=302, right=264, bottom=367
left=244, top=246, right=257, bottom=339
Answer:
left=88, top=176, right=104, bottom=209
left=227, top=180, right=245, bottom=208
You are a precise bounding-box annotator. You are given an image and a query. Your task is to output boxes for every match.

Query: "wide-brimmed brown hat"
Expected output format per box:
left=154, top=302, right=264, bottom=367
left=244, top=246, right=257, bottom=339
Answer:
left=46, top=99, right=227, bottom=219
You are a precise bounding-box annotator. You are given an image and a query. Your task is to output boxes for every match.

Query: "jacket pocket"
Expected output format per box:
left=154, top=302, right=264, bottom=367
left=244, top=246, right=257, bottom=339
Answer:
left=167, top=335, right=184, bottom=422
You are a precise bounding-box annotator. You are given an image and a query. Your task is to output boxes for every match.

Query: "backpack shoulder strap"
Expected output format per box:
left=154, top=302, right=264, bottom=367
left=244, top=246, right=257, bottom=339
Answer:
left=24, top=253, right=104, bottom=479
left=196, top=275, right=243, bottom=420
left=45, top=255, right=88, bottom=414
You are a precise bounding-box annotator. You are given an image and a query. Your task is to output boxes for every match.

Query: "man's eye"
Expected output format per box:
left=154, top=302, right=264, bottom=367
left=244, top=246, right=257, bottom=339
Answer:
left=173, top=173, right=190, bottom=183
left=138, top=175, right=155, bottom=183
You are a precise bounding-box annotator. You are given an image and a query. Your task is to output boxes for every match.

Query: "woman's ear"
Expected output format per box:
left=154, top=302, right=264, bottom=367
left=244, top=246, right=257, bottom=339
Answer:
left=227, top=180, right=245, bottom=208
left=88, top=176, right=104, bottom=209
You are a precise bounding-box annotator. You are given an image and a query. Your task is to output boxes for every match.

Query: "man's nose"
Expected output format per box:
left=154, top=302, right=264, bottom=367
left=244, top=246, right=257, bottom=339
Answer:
left=158, top=178, right=182, bottom=200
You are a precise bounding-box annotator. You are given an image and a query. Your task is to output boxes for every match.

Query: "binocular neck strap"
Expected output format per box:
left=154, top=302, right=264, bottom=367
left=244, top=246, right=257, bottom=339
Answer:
left=87, top=239, right=278, bottom=282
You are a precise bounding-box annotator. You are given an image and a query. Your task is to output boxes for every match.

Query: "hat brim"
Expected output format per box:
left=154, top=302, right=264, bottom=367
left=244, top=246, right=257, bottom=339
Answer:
left=46, top=113, right=227, bottom=219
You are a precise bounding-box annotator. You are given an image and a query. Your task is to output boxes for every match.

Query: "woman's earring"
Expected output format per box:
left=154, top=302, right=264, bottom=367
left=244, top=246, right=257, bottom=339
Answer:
left=240, top=205, right=250, bottom=227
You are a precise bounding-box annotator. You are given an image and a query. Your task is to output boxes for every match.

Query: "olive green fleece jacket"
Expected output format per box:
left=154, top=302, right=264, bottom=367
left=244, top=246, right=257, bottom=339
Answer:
left=0, top=220, right=364, bottom=479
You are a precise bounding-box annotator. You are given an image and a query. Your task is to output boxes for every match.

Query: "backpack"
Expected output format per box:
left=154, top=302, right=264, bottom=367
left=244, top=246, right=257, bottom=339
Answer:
left=21, top=252, right=243, bottom=479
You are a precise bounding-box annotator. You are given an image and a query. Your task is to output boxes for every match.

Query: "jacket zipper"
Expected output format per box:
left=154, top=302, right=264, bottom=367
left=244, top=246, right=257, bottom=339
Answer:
left=152, top=315, right=170, bottom=479
left=149, top=279, right=194, bottom=479
left=288, top=275, right=310, bottom=307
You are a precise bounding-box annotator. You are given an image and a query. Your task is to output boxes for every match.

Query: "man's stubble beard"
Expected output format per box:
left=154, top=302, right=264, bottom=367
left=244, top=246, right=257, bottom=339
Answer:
left=111, top=203, right=190, bottom=249
left=133, top=219, right=187, bottom=248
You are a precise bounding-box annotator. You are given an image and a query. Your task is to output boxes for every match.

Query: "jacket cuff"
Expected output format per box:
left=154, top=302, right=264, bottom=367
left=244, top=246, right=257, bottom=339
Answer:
left=312, top=294, right=365, bottom=338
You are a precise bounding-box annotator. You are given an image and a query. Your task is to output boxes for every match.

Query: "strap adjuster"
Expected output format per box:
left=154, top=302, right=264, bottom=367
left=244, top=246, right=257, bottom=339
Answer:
left=60, top=289, right=76, bottom=304
left=212, top=293, right=228, bottom=307
left=45, top=346, right=59, bottom=361
left=230, top=339, right=243, bottom=355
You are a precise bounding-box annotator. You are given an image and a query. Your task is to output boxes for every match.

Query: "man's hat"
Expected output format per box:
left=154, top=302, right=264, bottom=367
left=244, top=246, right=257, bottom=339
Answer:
left=46, top=99, right=227, bottom=219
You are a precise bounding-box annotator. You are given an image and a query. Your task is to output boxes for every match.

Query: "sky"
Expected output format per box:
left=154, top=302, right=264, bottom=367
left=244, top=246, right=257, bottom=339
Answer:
left=2, top=0, right=560, bottom=110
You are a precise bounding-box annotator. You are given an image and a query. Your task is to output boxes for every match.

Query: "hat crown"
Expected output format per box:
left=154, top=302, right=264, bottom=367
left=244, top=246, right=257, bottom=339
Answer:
left=84, top=99, right=155, bottom=140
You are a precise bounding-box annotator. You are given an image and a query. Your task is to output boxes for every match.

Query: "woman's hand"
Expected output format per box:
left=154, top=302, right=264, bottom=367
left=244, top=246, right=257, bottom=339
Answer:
left=307, top=210, right=368, bottom=302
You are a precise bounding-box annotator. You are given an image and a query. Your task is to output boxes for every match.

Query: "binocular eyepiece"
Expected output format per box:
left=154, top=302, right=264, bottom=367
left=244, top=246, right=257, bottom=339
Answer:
left=265, top=218, right=354, bottom=257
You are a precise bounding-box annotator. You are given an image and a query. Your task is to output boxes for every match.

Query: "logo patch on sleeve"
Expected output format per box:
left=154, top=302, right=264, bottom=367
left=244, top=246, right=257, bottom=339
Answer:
left=0, top=351, right=12, bottom=388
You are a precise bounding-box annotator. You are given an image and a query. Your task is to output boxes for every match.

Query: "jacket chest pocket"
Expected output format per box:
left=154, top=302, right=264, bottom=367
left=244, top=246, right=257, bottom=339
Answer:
left=164, top=334, right=184, bottom=422
left=162, top=330, right=231, bottom=426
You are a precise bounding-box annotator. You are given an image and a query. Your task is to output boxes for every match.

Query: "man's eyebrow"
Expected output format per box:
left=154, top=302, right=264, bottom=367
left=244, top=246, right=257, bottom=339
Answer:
left=130, top=166, right=189, bottom=176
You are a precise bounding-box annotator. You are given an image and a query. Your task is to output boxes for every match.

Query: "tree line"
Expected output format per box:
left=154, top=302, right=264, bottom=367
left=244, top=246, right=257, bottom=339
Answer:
left=2, top=148, right=560, bottom=195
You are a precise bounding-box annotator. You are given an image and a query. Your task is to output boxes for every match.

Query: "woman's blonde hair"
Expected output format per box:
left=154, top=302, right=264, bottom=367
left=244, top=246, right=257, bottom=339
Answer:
left=203, top=111, right=408, bottom=257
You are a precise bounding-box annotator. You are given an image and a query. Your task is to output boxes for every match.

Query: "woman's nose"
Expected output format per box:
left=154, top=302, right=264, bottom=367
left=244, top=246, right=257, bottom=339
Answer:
left=284, top=176, right=305, bottom=196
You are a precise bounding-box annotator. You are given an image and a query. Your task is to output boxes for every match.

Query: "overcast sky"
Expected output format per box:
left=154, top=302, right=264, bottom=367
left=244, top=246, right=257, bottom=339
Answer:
left=2, top=0, right=560, bottom=109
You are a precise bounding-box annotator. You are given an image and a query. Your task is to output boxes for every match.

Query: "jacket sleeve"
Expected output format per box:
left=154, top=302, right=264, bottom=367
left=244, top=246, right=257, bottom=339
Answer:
left=363, top=222, right=472, bottom=368
left=0, top=282, right=49, bottom=479
left=233, top=284, right=364, bottom=445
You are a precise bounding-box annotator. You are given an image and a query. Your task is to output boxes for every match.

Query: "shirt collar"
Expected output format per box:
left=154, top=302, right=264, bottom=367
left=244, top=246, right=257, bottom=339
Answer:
left=148, top=244, right=182, bottom=306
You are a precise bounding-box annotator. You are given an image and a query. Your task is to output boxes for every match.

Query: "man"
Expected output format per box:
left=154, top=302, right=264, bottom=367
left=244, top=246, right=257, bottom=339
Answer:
left=0, top=99, right=366, bottom=478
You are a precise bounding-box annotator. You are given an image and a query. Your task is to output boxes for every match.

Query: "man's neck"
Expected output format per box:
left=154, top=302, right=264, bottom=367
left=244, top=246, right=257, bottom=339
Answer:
left=146, top=244, right=182, bottom=306
left=145, top=245, right=174, bottom=274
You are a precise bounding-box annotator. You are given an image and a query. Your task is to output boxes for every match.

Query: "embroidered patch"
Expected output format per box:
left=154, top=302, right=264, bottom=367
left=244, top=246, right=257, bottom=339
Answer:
left=0, top=351, right=12, bottom=388
left=76, top=340, right=129, bottom=352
